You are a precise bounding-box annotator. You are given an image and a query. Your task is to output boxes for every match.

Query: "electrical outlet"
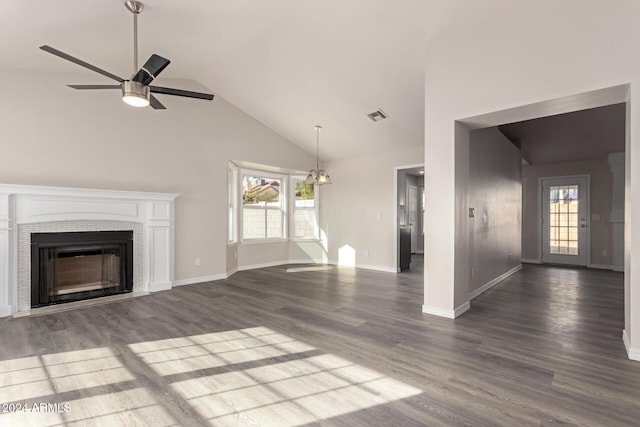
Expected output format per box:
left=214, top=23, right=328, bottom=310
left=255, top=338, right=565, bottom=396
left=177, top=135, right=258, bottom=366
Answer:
left=364, top=250, right=369, bottom=256
left=195, top=258, right=201, bottom=267
left=602, top=250, right=607, bottom=257
left=471, top=267, right=475, bottom=278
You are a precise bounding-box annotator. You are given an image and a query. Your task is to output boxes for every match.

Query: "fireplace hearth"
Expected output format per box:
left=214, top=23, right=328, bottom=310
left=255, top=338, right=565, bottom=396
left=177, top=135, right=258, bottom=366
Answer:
left=31, top=231, right=133, bottom=308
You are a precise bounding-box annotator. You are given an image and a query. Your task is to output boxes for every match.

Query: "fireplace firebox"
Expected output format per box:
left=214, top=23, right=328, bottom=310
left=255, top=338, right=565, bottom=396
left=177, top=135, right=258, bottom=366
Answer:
left=31, top=231, right=133, bottom=308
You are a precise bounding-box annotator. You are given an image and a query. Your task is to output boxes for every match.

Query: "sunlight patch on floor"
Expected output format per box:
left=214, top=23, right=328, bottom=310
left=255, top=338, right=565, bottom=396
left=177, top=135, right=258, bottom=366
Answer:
left=130, top=327, right=422, bottom=426
left=0, top=327, right=421, bottom=426
left=286, top=265, right=334, bottom=273
left=0, top=348, right=178, bottom=426
left=0, top=347, right=134, bottom=402
left=129, top=327, right=316, bottom=377
left=0, top=388, right=179, bottom=427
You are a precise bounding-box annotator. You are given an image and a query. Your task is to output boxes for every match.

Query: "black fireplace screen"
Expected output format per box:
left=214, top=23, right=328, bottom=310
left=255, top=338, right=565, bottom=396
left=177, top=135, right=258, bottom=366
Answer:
left=31, top=231, right=133, bottom=307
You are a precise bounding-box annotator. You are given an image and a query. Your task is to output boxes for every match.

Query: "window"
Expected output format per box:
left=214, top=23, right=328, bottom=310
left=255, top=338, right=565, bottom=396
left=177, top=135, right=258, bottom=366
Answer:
left=241, top=172, right=286, bottom=240
left=549, top=184, right=579, bottom=255
left=228, top=164, right=238, bottom=243
left=291, top=177, right=318, bottom=239
left=229, top=165, right=320, bottom=244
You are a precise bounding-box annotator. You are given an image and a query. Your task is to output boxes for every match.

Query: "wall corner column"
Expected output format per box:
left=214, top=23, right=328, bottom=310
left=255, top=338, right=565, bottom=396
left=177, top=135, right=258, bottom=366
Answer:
left=608, top=152, right=625, bottom=272
left=0, top=194, right=13, bottom=317
left=423, top=118, right=470, bottom=319
left=145, top=198, right=177, bottom=293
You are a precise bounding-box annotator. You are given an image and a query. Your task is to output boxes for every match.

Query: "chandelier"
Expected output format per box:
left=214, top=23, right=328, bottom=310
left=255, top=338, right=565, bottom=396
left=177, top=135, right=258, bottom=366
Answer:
left=305, top=125, right=332, bottom=185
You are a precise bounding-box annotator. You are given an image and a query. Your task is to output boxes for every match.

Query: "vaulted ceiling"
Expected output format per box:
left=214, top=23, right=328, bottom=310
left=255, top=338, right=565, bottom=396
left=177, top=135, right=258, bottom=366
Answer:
left=0, top=1, right=508, bottom=161
left=2, top=1, right=623, bottom=163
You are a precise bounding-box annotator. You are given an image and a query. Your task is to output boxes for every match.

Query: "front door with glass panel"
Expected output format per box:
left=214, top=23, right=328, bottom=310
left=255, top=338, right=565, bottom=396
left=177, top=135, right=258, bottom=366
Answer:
left=541, top=176, right=589, bottom=266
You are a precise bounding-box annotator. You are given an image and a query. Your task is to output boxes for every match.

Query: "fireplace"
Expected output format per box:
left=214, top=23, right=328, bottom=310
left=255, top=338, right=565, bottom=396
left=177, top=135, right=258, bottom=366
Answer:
left=31, top=231, right=133, bottom=308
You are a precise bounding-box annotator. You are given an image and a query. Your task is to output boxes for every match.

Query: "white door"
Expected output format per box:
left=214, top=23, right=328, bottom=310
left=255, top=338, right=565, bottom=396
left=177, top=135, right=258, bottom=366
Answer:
left=541, top=176, right=589, bottom=266
left=408, top=186, right=418, bottom=253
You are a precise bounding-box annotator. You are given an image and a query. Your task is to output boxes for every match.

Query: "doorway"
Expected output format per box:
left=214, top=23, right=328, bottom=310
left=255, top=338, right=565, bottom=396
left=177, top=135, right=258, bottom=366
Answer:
left=395, top=164, right=424, bottom=272
left=540, top=175, right=590, bottom=266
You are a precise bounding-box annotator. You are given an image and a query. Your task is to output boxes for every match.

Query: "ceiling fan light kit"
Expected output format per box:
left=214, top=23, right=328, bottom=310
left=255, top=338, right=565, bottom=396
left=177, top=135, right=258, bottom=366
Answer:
left=122, top=81, right=150, bottom=107
left=39, top=1, right=214, bottom=110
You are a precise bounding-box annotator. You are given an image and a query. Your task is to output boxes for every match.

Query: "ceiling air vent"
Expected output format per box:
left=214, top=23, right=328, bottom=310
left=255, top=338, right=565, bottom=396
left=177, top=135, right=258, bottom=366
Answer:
left=367, top=109, right=389, bottom=122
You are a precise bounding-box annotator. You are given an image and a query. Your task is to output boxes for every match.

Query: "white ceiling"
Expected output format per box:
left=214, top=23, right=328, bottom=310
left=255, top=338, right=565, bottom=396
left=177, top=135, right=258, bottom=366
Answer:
left=0, top=1, right=499, bottom=160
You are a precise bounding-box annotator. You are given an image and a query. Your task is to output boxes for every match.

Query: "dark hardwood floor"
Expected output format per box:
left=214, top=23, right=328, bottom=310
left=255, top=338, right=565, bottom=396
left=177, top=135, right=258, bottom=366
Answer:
left=1, top=258, right=639, bottom=426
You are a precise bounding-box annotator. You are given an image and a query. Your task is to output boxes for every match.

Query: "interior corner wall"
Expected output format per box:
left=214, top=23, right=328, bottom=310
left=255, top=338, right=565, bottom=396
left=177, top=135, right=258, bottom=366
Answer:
left=423, top=0, right=640, bottom=354
left=469, top=127, right=522, bottom=294
left=453, top=123, right=471, bottom=311
left=0, top=69, right=315, bottom=285
left=522, top=158, right=613, bottom=266
left=321, top=145, right=424, bottom=272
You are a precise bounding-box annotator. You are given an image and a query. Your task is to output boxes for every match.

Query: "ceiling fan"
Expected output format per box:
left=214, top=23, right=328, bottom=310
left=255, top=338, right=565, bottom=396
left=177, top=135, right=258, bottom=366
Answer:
left=39, top=1, right=214, bottom=110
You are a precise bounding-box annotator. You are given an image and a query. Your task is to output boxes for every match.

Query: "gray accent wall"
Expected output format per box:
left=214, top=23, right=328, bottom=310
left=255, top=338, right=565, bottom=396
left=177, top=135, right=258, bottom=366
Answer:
left=469, top=128, right=522, bottom=294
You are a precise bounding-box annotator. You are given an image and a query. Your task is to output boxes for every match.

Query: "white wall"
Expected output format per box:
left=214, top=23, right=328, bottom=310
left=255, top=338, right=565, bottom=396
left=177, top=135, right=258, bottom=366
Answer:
left=322, top=145, right=424, bottom=272
left=469, top=128, right=522, bottom=294
left=0, top=69, right=316, bottom=285
left=423, top=0, right=640, bottom=358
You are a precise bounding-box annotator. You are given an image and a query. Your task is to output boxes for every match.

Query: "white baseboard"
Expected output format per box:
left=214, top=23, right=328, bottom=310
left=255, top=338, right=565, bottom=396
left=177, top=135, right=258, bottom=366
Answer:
left=238, top=258, right=324, bottom=272
left=175, top=259, right=395, bottom=289
left=327, top=260, right=397, bottom=274
left=0, top=305, right=12, bottom=318
left=469, top=264, right=523, bottom=300
left=455, top=302, right=471, bottom=317
left=422, top=301, right=470, bottom=319
left=238, top=260, right=288, bottom=271
left=521, top=258, right=541, bottom=264
left=422, top=305, right=455, bottom=319
left=173, top=273, right=228, bottom=287
left=623, top=329, right=640, bottom=361
left=289, top=259, right=326, bottom=265
left=589, top=264, right=613, bottom=270
left=355, top=263, right=397, bottom=273
left=149, top=281, right=172, bottom=292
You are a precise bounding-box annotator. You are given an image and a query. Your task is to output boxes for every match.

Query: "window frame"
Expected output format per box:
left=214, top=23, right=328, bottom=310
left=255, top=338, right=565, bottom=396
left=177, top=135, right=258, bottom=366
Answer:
left=228, top=163, right=239, bottom=245
left=239, top=169, right=288, bottom=243
left=289, top=175, right=320, bottom=241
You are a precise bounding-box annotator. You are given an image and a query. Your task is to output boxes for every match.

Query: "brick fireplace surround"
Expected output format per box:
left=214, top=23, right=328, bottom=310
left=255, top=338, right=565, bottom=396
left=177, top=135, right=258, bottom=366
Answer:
left=0, top=184, right=178, bottom=317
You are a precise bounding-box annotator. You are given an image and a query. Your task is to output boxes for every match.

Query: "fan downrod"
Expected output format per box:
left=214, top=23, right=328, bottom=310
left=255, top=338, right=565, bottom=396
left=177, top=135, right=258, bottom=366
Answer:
left=125, top=1, right=144, bottom=72
left=125, top=1, right=144, bottom=14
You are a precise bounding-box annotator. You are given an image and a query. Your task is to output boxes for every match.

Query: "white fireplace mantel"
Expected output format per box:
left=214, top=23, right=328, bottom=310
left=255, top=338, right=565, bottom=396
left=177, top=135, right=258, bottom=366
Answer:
left=0, top=184, right=179, bottom=317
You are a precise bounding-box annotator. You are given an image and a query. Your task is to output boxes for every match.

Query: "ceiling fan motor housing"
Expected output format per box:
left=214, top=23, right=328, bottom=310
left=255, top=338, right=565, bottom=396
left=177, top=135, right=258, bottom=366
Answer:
left=122, top=80, right=150, bottom=106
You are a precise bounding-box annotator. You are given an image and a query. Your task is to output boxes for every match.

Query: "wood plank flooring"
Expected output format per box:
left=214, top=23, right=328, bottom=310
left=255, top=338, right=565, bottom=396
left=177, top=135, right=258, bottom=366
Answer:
left=1, top=258, right=639, bottom=426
